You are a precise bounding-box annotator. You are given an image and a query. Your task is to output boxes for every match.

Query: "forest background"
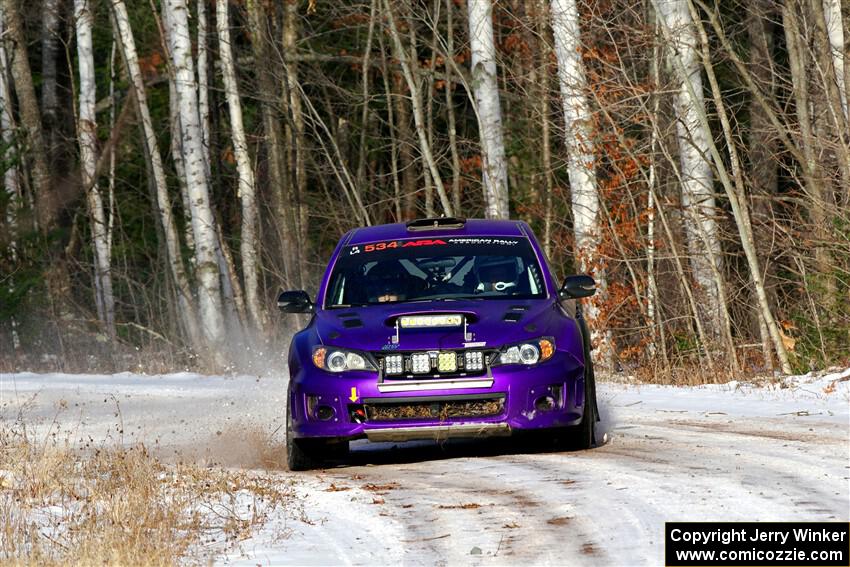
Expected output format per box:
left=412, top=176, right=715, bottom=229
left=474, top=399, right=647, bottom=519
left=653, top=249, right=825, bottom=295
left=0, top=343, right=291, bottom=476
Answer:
left=0, top=0, right=848, bottom=381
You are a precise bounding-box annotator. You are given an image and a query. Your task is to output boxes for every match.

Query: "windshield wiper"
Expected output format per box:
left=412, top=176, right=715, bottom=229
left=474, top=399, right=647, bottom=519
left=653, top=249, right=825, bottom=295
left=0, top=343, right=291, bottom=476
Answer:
left=405, top=295, right=485, bottom=303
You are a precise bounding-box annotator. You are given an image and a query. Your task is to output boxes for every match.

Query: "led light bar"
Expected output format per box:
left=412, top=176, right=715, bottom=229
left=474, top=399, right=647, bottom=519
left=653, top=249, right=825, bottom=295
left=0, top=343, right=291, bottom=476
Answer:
left=410, top=352, right=431, bottom=374
left=399, top=314, right=463, bottom=329
left=437, top=352, right=457, bottom=372
left=384, top=354, right=403, bottom=375
left=464, top=351, right=484, bottom=371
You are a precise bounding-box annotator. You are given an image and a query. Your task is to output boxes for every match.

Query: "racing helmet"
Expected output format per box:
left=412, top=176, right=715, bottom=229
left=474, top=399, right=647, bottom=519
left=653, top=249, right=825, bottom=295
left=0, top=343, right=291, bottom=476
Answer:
left=365, top=260, right=409, bottom=302
left=474, top=255, right=521, bottom=292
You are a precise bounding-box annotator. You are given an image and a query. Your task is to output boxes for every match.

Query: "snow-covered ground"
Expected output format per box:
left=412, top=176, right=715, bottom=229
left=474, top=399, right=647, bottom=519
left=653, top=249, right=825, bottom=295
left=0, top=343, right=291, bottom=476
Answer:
left=2, top=368, right=848, bottom=565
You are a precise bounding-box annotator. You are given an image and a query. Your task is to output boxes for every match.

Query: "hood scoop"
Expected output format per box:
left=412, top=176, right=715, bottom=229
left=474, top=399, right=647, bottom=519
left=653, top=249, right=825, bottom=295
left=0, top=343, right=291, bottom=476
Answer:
left=337, top=311, right=363, bottom=328
left=502, top=305, right=528, bottom=323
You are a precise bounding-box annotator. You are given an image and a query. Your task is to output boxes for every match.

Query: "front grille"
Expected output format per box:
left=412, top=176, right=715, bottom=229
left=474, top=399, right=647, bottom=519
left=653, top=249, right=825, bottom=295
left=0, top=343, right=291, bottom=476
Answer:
left=376, top=350, right=492, bottom=379
left=362, top=395, right=505, bottom=422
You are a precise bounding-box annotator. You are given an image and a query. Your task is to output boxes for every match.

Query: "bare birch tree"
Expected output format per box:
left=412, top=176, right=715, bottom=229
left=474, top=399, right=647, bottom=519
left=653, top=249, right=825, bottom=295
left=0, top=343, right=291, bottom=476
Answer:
left=468, top=0, right=510, bottom=219
left=383, top=0, right=455, bottom=217
left=109, top=0, right=202, bottom=348
left=549, top=0, right=611, bottom=364
left=686, top=0, right=793, bottom=373
left=822, top=0, right=848, bottom=119
left=74, top=0, right=116, bottom=341
left=162, top=0, right=226, bottom=347
left=216, top=0, right=266, bottom=332
left=655, top=0, right=724, bottom=339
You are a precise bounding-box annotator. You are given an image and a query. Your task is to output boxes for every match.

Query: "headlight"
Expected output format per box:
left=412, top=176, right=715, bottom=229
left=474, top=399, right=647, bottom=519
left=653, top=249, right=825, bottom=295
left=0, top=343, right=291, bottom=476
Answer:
left=312, top=347, right=375, bottom=373
left=493, top=338, right=555, bottom=366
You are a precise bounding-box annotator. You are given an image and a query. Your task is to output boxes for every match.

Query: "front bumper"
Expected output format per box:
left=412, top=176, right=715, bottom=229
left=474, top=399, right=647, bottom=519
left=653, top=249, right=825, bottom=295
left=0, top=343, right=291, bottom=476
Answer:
left=288, top=352, right=586, bottom=441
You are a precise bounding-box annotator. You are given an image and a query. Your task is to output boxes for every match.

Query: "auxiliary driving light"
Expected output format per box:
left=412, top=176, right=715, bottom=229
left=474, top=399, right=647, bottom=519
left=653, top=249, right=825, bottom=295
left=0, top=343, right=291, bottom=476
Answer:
left=399, top=314, right=463, bottom=328
left=384, top=354, right=403, bottom=375
left=437, top=352, right=457, bottom=372
left=464, top=351, right=484, bottom=371
left=410, top=352, right=431, bottom=374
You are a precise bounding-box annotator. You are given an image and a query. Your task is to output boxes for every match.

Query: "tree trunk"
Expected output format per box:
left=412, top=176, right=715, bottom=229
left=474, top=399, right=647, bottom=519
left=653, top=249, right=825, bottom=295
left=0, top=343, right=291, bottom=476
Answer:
left=468, top=0, right=510, bottom=219
left=810, top=0, right=850, bottom=198
left=377, top=29, right=405, bottom=220
left=532, top=0, right=554, bottom=257
left=168, top=75, right=196, bottom=263
left=217, top=0, right=266, bottom=332
left=283, top=0, right=309, bottom=285
left=689, top=0, right=792, bottom=374
left=445, top=0, right=462, bottom=214
left=356, top=0, right=378, bottom=196
left=75, top=0, right=116, bottom=342
left=41, top=0, right=61, bottom=163
left=549, top=0, right=611, bottom=366
left=109, top=0, right=203, bottom=349
left=2, top=0, right=54, bottom=232
left=747, top=0, right=779, bottom=370
left=196, top=0, right=211, bottom=160
left=163, top=0, right=226, bottom=348
left=821, top=0, right=848, bottom=120
left=655, top=0, right=724, bottom=340
left=245, top=0, right=300, bottom=290
left=384, top=0, right=454, bottom=217
left=392, top=70, right=418, bottom=220
left=0, top=12, right=18, bottom=216
left=0, top=14, right=20, bottom=350
left=783, top=1, right=837, bottom=304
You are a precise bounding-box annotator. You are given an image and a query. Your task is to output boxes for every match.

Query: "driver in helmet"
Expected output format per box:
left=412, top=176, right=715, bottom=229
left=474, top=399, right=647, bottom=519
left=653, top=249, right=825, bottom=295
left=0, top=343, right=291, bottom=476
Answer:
left=474, top=256, right=521, bottom=293
left=366, top=260, right=410, bottom=303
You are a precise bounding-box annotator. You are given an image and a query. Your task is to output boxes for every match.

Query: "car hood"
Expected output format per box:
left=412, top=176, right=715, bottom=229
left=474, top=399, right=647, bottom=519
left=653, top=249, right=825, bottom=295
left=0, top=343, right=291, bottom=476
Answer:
left=315, top=298, right=562, bottom=352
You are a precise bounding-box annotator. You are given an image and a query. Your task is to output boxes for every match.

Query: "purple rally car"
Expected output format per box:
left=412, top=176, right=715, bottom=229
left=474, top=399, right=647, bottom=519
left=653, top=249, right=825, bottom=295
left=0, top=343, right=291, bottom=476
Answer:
left=278, top=217, right=599, bottom=470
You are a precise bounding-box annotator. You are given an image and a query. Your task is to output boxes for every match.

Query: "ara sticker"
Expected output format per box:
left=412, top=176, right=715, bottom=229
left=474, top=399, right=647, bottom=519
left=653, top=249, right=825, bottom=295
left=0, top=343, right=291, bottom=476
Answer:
left=361, top=239, right=447, bottom=253
left=463, top=341, right=487, bottom=348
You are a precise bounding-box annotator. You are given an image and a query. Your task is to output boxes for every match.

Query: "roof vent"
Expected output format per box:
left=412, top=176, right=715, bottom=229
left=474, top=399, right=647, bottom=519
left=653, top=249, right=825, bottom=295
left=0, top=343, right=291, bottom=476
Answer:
left=406, top=217, right=466, bottom=232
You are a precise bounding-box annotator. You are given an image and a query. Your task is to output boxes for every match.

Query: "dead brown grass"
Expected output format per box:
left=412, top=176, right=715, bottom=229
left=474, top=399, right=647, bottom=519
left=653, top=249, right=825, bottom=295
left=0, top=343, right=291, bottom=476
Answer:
left=0, top=423, right=295, bottom=566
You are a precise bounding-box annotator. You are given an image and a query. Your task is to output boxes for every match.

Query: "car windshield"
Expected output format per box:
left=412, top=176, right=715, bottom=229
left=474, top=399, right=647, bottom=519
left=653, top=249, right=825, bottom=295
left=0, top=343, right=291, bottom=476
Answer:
left=325, top=236, right=547, bottom=308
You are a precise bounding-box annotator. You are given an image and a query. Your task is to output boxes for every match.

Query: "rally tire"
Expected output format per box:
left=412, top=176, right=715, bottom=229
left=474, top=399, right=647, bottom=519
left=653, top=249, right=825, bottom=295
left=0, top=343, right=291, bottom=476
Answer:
left=285, top=415, right=349, bottom=471
left=559, top=313, right=598, bottom=451
left=570, top=372, right=597, bottom=450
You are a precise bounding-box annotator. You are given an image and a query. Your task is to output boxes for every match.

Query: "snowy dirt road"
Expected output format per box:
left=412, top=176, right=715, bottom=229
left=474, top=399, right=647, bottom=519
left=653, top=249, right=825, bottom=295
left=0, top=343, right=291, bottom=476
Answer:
left=2, top=370, right=848, bottom=565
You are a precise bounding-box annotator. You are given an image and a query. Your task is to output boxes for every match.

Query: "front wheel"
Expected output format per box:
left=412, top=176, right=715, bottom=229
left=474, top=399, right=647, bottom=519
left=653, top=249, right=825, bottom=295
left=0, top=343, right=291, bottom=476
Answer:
left=575, top=308, right=599, bottom=449
left=286, top=415, right=349, bottom=471
left=557, top=320, right=598, bottom=450
left=569, top=376, right=597, bottom=450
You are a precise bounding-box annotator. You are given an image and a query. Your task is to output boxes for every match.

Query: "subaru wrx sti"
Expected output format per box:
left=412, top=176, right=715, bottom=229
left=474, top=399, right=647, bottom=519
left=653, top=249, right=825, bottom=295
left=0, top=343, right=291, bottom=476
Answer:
left=278, top=217, right=599, bottom=470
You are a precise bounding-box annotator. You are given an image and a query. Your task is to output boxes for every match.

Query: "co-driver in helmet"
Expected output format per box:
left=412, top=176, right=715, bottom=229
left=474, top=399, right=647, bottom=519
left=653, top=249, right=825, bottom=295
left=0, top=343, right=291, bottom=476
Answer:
left=473, top=255, right=521, bottom=293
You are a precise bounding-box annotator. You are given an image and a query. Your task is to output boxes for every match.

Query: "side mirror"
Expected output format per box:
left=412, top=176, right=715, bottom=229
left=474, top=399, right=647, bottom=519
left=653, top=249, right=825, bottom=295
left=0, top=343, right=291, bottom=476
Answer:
left=560, top=274, right=596, bottom=299
left=277, top=290, right=314, bottom=314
